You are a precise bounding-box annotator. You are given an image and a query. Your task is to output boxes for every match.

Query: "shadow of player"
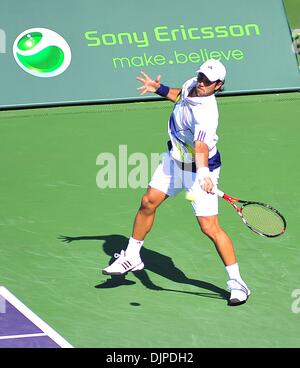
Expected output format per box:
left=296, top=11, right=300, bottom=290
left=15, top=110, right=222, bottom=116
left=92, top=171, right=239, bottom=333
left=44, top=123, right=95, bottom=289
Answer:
left=59, top=234, right=229, bottom=301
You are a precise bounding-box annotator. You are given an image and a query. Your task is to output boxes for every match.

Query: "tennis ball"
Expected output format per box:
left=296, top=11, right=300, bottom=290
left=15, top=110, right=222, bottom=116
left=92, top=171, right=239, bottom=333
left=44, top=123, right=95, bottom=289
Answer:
left=185, top=192, right=196, bottom=201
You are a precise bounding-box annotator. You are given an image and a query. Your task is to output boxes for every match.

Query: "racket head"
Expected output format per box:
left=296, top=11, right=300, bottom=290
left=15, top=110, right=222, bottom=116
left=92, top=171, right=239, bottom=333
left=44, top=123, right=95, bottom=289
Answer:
left=240, top=201, right=287, bottom=237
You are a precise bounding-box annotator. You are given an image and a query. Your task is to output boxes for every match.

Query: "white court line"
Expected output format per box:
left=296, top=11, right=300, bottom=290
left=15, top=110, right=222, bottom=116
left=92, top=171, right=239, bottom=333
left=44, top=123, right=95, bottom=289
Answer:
left=0, top=333, right=47, bottom=340
left=0, top=286, right=73, bottom=348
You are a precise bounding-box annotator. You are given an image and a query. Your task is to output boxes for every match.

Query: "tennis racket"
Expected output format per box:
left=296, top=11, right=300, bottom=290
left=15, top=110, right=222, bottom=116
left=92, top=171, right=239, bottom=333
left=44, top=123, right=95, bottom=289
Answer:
left=216, top=189, right=286, bottom=238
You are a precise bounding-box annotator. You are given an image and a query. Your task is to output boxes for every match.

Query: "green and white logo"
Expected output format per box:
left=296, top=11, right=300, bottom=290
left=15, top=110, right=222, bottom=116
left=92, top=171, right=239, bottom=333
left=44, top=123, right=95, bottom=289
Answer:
left=13, top=28, right=71, bottom=78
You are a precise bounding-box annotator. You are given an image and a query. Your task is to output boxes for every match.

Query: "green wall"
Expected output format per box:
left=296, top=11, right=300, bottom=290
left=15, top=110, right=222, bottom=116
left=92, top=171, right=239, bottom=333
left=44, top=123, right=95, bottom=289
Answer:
left=0, top=0, right=299, bottom=109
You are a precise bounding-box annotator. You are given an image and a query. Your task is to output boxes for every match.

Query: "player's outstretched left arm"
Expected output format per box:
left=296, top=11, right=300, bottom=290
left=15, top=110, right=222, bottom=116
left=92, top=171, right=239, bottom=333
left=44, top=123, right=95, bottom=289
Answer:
left=136, top=71, right=181, bottom=102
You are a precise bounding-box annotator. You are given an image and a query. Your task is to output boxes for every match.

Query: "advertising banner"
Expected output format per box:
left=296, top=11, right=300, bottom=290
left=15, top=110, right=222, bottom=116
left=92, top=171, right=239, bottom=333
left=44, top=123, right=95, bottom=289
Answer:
left=0, top=0, right=299, bottom=109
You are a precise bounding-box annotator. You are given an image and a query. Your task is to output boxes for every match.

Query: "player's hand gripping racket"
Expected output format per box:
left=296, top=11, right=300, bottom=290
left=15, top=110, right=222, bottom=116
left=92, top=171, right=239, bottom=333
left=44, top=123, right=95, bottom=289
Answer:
left=216, top=189, right=286, bottom=237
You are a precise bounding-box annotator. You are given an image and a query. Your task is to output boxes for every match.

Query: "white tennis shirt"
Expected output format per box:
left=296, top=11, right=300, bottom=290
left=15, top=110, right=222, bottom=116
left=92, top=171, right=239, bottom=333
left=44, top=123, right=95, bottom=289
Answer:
left=168, top=77, right=219, bottom=164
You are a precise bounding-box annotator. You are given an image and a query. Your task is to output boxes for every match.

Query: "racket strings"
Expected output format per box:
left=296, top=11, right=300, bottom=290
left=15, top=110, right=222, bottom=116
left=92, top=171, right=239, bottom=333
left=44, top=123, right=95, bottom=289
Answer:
left=241, top=203, right=285, bottom=236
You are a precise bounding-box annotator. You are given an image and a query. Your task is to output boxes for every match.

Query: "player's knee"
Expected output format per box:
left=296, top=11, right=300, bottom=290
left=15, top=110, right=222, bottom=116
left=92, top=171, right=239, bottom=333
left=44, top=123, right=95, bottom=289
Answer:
left=200, top=223, right=212, bottom=237
left=199, top=219, right=218, bottom=239
left=140, top=194, right=157, bottom=214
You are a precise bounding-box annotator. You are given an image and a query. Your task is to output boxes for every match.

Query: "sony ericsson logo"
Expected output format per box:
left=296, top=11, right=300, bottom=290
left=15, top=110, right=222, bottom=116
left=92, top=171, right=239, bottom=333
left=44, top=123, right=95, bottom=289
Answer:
left=13, top=28, right=71, bottom=78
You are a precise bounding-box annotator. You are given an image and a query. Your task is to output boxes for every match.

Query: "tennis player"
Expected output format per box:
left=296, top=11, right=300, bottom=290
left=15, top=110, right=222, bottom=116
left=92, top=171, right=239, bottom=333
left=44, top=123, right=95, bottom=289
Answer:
left=102, top=59, right=250, bottom=306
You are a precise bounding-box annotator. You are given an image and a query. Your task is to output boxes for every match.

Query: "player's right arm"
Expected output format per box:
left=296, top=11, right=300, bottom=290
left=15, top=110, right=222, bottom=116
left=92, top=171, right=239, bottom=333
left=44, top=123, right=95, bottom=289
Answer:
left=136, top=71, right=181, bottom=102
left=194, top=140, right=213, bottom=193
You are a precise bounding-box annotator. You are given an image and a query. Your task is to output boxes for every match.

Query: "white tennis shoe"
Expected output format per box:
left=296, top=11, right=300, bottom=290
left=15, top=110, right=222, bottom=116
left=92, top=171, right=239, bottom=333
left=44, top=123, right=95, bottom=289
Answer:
left=227, top=279, right=251, bottom=306
left=102, top=250, right=144, bottom=275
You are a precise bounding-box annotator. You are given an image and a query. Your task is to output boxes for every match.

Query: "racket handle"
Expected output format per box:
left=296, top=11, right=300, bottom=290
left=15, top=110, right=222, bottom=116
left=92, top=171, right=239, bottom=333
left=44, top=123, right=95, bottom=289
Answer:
left=214, top=188, right=225, bottom=198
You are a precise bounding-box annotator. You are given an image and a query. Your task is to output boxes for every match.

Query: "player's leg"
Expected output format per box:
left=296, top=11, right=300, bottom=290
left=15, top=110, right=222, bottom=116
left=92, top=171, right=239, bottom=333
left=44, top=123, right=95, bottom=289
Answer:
left=102, top=187, right=168, bottom=275
left=196, top=214, right=250, bottom=306
left=126, top=153, right=182, bottom=261
left=131, top=187, right=168, bottom=241
left=102, top=152, right=182, bottom=275
left=197, top=215, right=237, bottom=266
left=184, top=168, right=250, bottom=305
left=122, top=187, right=168, bottom=269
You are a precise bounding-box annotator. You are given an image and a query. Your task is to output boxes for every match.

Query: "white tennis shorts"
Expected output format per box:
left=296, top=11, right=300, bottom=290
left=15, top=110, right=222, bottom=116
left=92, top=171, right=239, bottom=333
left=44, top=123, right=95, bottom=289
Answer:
left=149, top=152, right=220, bottom=217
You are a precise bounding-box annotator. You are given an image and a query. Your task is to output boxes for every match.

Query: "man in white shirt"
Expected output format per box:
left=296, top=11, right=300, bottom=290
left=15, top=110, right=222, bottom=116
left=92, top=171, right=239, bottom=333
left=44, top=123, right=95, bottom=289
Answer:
left=102, top=59, right=250, bottom=306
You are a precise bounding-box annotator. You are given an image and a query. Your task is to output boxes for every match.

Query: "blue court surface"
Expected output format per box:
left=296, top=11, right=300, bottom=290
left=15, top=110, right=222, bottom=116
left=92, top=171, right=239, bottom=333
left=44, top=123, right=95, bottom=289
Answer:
left=0, top=286, right=73, bottom=348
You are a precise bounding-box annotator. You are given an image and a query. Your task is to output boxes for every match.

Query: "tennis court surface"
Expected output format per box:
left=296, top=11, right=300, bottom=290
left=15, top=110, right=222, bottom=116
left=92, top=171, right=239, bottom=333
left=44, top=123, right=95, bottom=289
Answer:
left=0, top=92, right=299, bottom=348
left=0, top=286, right=72, bottom=347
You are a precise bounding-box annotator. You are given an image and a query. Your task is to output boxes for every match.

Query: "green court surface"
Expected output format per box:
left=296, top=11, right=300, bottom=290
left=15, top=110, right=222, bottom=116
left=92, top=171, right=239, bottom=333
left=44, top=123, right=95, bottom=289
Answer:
left=0, top=92, right=300, bottom=348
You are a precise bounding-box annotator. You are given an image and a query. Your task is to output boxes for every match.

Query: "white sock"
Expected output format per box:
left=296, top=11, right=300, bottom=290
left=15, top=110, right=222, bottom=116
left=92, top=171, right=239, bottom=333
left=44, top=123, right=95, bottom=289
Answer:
left=125, top=237, right=144, bottom=259
left=225, top=263, right=244, bottom=284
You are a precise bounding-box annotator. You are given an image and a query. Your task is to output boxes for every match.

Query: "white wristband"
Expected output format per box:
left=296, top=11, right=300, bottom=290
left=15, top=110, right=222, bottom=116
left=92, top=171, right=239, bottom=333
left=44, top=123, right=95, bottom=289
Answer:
left=196, top=167, right=210, bottom=180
